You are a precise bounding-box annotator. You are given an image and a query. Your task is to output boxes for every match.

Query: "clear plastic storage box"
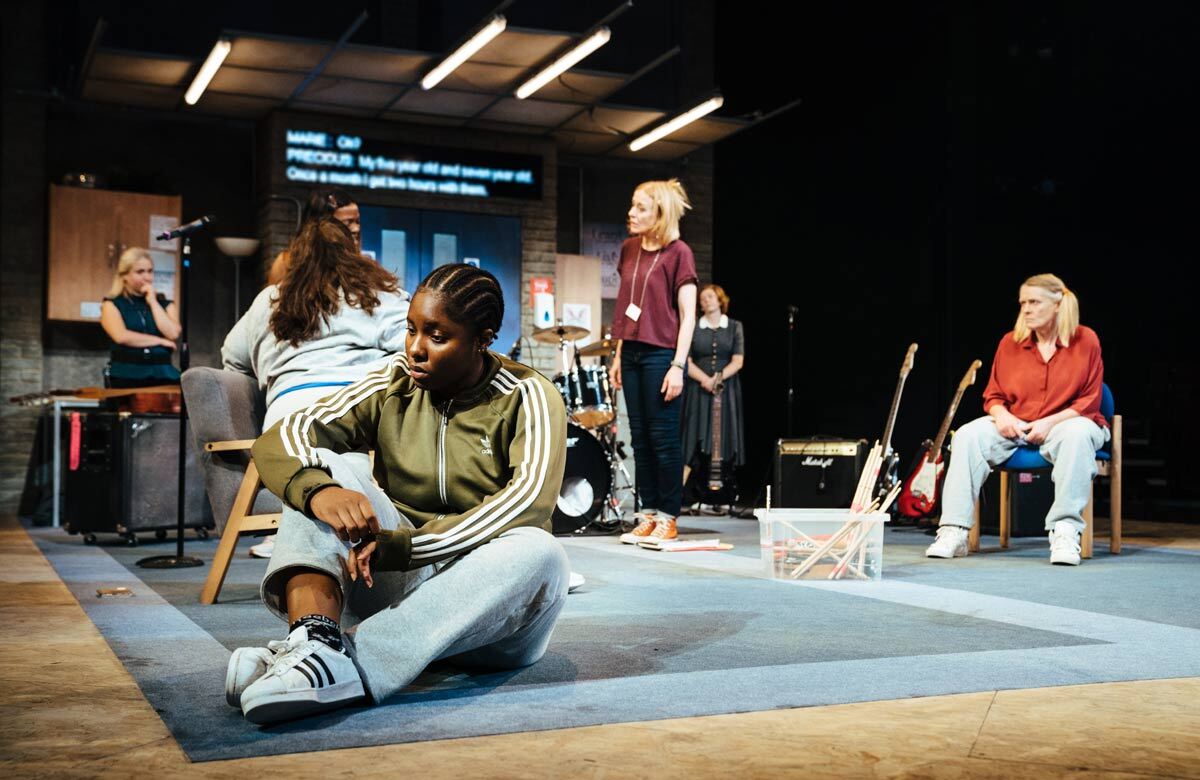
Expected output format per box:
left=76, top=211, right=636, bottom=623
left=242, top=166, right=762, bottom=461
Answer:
left=755, top=508, right=886, bottom=581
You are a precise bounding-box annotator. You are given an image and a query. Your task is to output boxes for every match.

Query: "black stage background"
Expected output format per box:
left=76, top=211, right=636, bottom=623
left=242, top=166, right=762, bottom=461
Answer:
left=714, top=2, right=1198, bottom=512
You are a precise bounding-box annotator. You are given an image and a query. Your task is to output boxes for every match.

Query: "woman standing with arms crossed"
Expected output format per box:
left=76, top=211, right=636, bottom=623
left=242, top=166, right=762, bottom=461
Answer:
left=610, top=179, right=698, bottom=546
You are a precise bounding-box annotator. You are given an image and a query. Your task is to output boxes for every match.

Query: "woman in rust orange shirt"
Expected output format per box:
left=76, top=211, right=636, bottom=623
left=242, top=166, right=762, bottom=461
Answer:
left=925, top=273, right=1109, bottom=566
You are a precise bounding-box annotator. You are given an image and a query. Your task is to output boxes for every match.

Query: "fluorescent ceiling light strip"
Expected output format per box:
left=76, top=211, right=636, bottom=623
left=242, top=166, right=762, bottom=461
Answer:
left=184, top=39, right=232, bottom=106
left=628, top=96, right=724, bottom=152
left=515, top=27, right=611, bottom=100
left=422, top=15, right=507, bottom=90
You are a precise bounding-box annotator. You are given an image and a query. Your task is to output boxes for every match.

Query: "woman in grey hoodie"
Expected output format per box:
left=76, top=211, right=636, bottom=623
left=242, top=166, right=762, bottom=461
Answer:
left=222, top=218, right=409, bottom=555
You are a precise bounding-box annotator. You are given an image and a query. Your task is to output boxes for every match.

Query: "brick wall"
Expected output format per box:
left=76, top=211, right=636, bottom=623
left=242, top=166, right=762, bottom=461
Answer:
left=0, top=4, right=47, bottom=509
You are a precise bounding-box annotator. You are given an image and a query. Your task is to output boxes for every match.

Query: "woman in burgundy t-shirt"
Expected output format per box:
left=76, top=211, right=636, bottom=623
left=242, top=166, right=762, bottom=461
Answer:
left=609, top=179, right=699, bottom=546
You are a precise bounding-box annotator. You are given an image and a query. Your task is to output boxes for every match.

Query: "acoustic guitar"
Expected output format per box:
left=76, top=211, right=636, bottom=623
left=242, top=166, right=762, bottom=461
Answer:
left=9, top=385, right=181, bottom=414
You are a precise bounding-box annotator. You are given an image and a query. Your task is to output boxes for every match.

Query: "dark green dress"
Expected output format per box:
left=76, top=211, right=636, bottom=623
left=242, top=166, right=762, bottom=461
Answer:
left=105, top=293, right=180, bottom=388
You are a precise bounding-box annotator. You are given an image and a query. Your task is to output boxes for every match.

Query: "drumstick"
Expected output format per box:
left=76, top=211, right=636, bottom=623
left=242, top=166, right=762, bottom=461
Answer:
left=852, top=444, right=881, bottom=512
left=850, top=447, right=872, bottom=511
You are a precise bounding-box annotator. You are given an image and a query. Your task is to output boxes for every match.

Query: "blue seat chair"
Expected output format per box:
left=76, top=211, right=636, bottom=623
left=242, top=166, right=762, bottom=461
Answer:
left=968, top=383, right=1122, bottom=558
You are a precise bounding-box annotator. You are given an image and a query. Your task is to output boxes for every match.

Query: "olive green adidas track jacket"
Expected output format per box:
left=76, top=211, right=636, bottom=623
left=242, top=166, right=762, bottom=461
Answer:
left=252, top=351, right=567, bottom=571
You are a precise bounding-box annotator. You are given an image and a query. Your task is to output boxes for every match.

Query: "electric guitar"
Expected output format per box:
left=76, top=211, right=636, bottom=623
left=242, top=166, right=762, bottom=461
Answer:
left=896, top=359, right=983, bottom=519
left=685, top=376, right=738, bottom=507
left=874, top=343, right=918, bottom=503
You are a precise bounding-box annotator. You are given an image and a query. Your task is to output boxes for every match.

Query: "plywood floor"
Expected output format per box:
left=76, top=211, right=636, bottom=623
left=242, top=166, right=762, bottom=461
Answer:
left=2, top=515, right=1198, bottom=780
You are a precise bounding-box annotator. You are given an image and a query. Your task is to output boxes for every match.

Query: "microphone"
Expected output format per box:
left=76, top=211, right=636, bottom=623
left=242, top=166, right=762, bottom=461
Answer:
left=508, top=336, right=522, bottom=362
left=156, top=214, right=215, bottom=241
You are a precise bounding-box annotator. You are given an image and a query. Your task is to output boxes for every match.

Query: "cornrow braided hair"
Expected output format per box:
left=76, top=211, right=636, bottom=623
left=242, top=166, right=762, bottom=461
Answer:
left=416, top=263, right=504, bottom=345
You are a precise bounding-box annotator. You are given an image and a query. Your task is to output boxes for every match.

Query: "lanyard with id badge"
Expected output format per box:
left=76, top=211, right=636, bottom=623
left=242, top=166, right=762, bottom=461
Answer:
left=625, top=248, right=662, bottom=323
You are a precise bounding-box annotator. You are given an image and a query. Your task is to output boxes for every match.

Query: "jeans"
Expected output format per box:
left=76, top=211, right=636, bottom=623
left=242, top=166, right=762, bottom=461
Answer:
left=261, top=448, right=570, bottom=702
left=621, top=341, right=684, bottom=517
left=939, top=415, right=1110, bottom=533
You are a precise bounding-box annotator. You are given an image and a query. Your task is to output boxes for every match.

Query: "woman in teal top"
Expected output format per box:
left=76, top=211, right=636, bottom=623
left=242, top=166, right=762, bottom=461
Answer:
left=99, top=247, right=181, bottom=388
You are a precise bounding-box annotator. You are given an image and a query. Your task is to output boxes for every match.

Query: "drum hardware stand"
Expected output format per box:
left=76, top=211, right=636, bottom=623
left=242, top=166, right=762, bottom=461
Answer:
left=586, top=353, right=634, bottom=533
left=540, top=323, right=635, bottom=535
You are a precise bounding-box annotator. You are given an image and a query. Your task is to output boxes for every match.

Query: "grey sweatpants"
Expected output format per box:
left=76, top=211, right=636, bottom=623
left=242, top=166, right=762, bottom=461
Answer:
left=939, top=415, right=1109, bottom=533
left=260, top=448, right=570, bottom=702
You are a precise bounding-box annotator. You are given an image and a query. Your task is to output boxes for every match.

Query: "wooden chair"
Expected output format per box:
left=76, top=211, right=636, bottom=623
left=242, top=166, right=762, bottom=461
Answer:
left=199, top=440, right=281, bottom=604
left=181, top=368, right=282, bottom=604
left=968, top=383, right=1122, bottom=557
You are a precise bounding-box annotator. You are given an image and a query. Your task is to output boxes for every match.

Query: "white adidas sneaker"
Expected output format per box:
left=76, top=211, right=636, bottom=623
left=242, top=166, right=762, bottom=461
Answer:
left=925, top=525, right=969, bottom=558
left=1049, top=521, right=1082, bottom=566
left=225, top=645, right=276, bottom=707
left=240, top=625, right=366, bottom=725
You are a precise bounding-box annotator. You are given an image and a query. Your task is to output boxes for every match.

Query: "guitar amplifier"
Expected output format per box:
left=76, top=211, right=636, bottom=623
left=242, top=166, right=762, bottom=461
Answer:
left=62, top=411, right=211, bottom=537
left=773, top=438, right=868, bottom=508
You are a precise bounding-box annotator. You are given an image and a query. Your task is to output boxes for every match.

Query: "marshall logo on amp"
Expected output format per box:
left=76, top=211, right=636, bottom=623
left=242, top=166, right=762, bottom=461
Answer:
left=774, top=438, right=868, bottom=508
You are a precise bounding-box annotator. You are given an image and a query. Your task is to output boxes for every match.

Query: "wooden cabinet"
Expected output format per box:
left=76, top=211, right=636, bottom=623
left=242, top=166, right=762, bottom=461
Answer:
left=47, top=185, right=181, bottom=323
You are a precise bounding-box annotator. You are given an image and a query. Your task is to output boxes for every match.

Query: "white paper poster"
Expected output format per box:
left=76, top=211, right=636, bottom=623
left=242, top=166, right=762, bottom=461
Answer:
left=561, top=302, right=593, bottom=340
left=582, top=223, right=626, bottom=299
left=149, top=250, right=177, bottom=298
left=149, top=215, right=180, bottom=251
left=533, top=292, right=555, bottom=329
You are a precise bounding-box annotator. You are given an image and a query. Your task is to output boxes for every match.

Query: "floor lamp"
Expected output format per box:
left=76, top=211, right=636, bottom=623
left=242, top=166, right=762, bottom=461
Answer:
left=214, top=237, right=261, bottom=322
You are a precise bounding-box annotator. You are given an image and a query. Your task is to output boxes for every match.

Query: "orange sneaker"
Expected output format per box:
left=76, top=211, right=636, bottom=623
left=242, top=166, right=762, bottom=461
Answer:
left=637, top=516, right=678, bottom=549
left=620, top=515, right=657, bottom=544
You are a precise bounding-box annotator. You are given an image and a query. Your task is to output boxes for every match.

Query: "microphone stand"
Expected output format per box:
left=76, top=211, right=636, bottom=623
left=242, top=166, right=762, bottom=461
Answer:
left=138, top=235, right=203, bottom=569
left=786, top=304, right=798, bottom=437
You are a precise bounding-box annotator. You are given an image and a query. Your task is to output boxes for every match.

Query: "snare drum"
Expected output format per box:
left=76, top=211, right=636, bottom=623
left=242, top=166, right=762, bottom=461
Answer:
left=552, top=365, right=614, bottom=428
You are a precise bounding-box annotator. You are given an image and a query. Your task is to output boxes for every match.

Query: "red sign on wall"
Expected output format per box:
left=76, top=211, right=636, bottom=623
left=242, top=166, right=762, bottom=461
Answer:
left=529, top=277, right=553, bottom=308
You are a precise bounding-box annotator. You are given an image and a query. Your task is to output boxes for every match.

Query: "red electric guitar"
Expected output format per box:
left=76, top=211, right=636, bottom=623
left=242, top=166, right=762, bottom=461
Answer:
left=896, top=359, right=983, bottom=519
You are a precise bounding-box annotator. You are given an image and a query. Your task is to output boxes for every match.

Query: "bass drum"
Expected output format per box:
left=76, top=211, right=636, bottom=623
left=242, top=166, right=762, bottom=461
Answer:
left=552, top=423, right=612, bottom=535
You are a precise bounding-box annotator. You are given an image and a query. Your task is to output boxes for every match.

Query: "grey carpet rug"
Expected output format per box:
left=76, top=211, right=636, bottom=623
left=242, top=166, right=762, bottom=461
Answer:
left=29, top=519, right=1200, bottom=762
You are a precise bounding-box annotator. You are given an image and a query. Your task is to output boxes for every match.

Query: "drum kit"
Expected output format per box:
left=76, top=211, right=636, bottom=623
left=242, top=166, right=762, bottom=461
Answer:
left=532, top=323, right=634, bottom=535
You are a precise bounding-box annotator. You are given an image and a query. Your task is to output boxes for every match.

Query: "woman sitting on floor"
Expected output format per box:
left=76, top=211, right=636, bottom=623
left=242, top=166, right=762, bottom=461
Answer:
left=222, top=218, right=410, bottom=558
left=925, top=273, right=1108, bottom=566
left=226, top=263, right=569, bottom=725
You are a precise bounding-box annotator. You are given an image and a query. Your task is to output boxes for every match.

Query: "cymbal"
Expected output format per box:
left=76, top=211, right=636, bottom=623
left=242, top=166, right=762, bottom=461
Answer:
left=531, top=324, right=590, bottom=344
left=577, top=338, right=618, bottom=357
